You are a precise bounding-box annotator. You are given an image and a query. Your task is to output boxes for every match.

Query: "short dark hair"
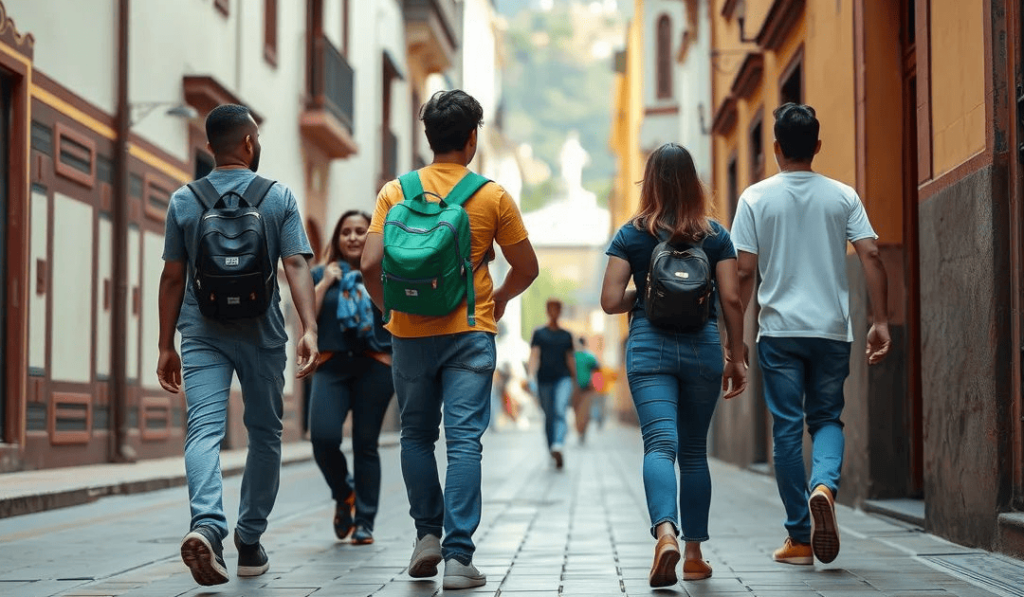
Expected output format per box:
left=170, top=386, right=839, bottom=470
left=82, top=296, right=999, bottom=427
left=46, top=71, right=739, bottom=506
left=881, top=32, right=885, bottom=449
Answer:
left=773, top=103, right=819, bottom=161
left=206, top=104, right=254, bottom=155
left=419, top=90, right=484, bottom=154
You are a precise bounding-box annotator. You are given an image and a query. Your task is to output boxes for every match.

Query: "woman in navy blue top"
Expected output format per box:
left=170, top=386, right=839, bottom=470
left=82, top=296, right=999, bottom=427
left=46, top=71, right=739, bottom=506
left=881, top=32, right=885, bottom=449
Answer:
left=601, top=143, right=747, bottom=586
left=308, top=210, right=394, bottom=546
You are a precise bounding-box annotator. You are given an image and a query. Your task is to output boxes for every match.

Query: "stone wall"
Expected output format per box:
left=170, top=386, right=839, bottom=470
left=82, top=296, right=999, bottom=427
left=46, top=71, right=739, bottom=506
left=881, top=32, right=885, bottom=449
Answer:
left=918, top=163, right=1013, bottom=548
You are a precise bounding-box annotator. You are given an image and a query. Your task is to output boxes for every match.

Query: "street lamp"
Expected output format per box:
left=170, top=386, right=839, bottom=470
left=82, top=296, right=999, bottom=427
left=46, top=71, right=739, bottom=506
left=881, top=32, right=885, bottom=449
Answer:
left=108, top=97, right=196, bottom=463
left=129, top=101, right=198, bottom=126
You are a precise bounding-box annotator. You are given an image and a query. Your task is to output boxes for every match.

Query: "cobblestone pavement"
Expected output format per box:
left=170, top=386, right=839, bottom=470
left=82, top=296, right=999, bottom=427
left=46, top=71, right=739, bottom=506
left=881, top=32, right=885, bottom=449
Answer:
left=0, top=425, right=1020, bottom=597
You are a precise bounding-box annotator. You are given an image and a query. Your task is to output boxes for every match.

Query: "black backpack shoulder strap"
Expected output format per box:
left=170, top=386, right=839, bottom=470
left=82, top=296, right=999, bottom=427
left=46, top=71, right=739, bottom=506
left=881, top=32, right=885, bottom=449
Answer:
left=242, top=175, right=276, bottom=209
left=187, top=178, right=220, bottom=212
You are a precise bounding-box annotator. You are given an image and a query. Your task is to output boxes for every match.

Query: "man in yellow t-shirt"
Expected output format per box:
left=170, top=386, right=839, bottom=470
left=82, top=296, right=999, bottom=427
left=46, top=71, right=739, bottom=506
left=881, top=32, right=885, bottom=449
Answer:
left=361, top=90, right=539, bottom=591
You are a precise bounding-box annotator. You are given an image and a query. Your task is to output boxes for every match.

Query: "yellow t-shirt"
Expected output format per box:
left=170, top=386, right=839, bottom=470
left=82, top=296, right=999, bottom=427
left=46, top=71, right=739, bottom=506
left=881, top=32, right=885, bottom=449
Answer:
left=368, top=163, right=529, bottom=338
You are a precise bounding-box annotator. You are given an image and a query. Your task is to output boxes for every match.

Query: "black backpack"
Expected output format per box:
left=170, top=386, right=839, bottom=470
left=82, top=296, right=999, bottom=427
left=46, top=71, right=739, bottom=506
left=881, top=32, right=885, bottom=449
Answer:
left=644, top=232, right=714, bottom=332
left=186, top=176, right=276, bottom=320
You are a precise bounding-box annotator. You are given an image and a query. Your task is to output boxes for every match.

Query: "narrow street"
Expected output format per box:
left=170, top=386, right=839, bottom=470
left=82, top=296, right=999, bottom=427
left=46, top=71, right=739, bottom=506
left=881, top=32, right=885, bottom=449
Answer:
left=1, top=425, right=1019, bottom=597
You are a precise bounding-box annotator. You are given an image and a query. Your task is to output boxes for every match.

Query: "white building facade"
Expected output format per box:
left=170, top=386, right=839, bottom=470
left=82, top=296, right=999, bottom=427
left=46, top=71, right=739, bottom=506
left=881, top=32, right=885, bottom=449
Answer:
left=638, top=0, right=712, bottom=179
left=0, top=0, right=463, bottom=471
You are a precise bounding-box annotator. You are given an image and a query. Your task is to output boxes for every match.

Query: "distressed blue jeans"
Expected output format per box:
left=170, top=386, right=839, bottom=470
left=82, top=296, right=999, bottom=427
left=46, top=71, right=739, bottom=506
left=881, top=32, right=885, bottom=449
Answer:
left=392, top=332, right=495, bottom=565
left=537, top=377, right=573, bottom=449
left=758, top=336, right=851, bottom=544
left=626, top=316, right=722, bottom=541
left=180, top=336, right=286, bottom=545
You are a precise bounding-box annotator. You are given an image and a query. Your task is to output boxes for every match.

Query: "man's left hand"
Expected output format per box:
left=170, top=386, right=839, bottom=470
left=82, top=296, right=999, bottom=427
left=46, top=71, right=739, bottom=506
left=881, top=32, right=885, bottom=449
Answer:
left=296, top=330, right=319, bottom=378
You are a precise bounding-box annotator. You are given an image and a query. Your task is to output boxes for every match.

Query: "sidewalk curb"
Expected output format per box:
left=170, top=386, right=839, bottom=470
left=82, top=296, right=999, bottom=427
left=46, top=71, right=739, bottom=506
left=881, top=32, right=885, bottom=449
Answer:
left=0, top=434, right=399, bottom=519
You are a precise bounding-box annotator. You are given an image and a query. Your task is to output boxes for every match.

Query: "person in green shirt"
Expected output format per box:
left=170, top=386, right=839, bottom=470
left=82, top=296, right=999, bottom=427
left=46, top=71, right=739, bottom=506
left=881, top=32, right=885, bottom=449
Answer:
left=572, top=337, right=601, bottom=443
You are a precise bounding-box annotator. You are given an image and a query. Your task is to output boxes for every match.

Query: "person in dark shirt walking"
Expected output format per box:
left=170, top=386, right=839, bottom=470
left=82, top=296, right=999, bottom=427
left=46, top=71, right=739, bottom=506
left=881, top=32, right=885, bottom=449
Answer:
left=529, top=298, right=577, bottom=469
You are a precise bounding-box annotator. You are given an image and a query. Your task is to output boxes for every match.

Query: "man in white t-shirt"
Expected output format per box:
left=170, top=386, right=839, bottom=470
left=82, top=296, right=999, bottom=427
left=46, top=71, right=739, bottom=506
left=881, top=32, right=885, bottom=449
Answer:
left=731, top=103, right=891, bottom=567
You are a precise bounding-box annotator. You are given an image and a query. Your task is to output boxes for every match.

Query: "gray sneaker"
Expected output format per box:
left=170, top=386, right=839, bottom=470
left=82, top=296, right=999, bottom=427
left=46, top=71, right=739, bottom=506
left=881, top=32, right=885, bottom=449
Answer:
left=408, top=534, right=442, bottom=578
left=443, top=559, right=486, bottom=590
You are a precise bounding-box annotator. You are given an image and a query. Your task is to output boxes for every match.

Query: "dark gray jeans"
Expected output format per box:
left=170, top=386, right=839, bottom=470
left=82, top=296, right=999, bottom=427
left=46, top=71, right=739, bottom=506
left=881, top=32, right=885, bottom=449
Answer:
left=308, top=353, right=394, bottom=530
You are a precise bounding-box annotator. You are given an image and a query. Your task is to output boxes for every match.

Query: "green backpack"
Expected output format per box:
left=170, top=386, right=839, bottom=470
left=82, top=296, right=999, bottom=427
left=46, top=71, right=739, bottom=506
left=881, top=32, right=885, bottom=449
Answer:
left=381, top=170, right=490, bottom=326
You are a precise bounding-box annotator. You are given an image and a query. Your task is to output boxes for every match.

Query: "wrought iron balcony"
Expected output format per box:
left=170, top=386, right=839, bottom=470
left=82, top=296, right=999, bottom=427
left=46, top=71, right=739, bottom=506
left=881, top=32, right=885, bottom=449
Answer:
left=300, top=35, right=358, bottom=159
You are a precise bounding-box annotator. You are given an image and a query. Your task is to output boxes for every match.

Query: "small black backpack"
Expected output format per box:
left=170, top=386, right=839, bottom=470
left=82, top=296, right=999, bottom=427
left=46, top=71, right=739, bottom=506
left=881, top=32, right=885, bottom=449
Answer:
left=644, top=231, right=714, bottom=332
left=186, top=176, right=276, bottom=320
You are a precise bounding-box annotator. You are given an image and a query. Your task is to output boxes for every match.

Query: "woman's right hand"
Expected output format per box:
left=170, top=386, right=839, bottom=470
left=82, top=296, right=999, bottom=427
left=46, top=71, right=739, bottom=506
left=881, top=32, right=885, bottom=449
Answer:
left=722, top=359, right=748, bottom=399
left=324, top=262, right=343, bottom=283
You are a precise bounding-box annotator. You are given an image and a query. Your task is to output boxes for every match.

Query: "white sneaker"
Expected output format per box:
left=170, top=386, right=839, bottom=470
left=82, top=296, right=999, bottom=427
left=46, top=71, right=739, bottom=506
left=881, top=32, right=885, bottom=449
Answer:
left=407, top=534, right=442, bottom=578
left=443, top=559, right=486, bottom=590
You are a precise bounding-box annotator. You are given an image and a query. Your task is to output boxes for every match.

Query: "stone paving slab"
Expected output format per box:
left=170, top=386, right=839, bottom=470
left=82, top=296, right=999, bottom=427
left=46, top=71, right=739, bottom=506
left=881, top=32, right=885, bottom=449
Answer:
left=0, top=436, right=392, bottom=520
left=1, top=426, right=1022, bottom=596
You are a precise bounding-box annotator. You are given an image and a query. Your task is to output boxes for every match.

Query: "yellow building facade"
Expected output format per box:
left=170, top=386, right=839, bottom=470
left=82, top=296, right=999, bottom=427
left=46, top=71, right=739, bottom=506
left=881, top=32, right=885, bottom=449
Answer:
left=705, top=0, right=1024, bottom=556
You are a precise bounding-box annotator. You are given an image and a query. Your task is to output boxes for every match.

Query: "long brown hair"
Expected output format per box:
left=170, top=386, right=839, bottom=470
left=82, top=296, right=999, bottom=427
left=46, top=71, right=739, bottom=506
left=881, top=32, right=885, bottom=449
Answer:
left=323, top=210, right=372, bottom=265
left=632, top=143, right=712, bottom=242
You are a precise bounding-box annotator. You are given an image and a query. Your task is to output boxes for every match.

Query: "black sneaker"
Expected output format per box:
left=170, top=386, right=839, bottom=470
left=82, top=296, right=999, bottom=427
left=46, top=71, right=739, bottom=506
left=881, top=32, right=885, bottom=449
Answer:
left=351, top=525, right=374, bottom=545
left=180, top=525, right=229, bottom=586
left=234, top=530, right=270, bottom=577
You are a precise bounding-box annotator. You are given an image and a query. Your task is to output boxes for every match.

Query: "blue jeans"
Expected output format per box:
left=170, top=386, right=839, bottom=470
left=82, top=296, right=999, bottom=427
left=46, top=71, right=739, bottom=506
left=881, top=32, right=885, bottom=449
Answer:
left=392, top=332, right=496, bottom=565
left=308, top=353, right=394, bottom=530
left=626, top=316, right=722, bottom=541
left=537, top=377, right=572, bottom=448
left=758, top=337, right=851, bottom=544
left=180, top=336, right=286, bottom=545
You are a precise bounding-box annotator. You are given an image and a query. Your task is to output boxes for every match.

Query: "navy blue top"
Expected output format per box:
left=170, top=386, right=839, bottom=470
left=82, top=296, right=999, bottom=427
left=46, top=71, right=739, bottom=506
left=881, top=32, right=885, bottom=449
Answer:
left=530, top=326, right=575, bottom=383
left=312, top=263, right=391, bottom=355
left=605, top=220, right=737, bottom=322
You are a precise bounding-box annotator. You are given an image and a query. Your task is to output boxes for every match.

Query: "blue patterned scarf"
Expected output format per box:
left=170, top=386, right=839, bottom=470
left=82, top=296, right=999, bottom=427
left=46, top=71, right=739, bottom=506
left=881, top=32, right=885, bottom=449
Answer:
left=334, top=262, right=374, bottom=339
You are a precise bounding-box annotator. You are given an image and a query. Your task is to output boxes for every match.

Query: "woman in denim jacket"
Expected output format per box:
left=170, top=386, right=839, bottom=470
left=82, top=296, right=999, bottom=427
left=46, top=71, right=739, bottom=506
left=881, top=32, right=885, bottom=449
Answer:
left=309, top=210, right=394, bottom=545
left=601, top=144, right=748, bottom=586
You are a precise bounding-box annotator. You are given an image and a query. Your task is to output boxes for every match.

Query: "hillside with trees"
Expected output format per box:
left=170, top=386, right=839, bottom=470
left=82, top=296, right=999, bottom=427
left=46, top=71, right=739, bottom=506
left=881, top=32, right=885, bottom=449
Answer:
left=497, top=1, right=626, bottom=212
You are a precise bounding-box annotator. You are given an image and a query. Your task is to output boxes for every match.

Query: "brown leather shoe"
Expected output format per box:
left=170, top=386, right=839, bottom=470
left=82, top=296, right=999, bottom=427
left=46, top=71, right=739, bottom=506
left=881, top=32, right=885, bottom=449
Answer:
left=682, top=558, right=712, bottom=581
left=773, top=536, right=813, bottom=565
left=648, top=535, right=681, bottom=587
left=333, top=492, right=356, bottom=540
left=809, top=484, right=840, bottom=563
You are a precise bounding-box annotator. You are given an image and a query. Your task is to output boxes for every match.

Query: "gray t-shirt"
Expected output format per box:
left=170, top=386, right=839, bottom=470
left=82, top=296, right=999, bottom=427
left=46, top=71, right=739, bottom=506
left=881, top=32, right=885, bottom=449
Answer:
left=730, top=171, right=877, bottom=342
left=162, top=169, right=313, bottom=348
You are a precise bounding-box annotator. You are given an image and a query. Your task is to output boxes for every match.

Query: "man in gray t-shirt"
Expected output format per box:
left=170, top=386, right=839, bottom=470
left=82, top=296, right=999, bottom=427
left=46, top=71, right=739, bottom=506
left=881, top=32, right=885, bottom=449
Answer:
left=156, top=104, right=319, bottom=586
left=731, top=103, right=890, bottom=567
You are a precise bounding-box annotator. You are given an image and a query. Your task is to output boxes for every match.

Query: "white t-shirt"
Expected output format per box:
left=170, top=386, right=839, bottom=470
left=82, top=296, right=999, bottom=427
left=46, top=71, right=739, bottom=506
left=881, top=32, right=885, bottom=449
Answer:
left=730, top=171, right=877, bottom=342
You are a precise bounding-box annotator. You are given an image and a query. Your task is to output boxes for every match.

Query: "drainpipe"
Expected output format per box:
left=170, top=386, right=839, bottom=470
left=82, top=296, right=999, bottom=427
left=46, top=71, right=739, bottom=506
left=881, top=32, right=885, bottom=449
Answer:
left=111, top=0, right=134, bottom=463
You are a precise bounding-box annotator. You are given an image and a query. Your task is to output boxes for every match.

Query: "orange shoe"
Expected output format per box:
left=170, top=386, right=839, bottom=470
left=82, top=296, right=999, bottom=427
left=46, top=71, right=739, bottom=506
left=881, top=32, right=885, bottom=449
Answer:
left=648, top=536, right=681, bottom=587
left=810, top=485, right=840, bottom=563
left=682, top=558, right=712, bottom=581
left=773, top=537, right=813, bottom=565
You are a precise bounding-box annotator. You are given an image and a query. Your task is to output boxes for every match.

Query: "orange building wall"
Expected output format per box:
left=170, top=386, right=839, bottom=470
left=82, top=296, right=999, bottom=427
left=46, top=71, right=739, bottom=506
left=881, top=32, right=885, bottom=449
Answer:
left=856, top=0, right=905, bottom=245
left=800, top=3, right=856, bottom=190
left=609, top=0, right=644, bottom=227
left=929, top=0, right=986, bottom=177
left=710, top=2, right=856, bottom=226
